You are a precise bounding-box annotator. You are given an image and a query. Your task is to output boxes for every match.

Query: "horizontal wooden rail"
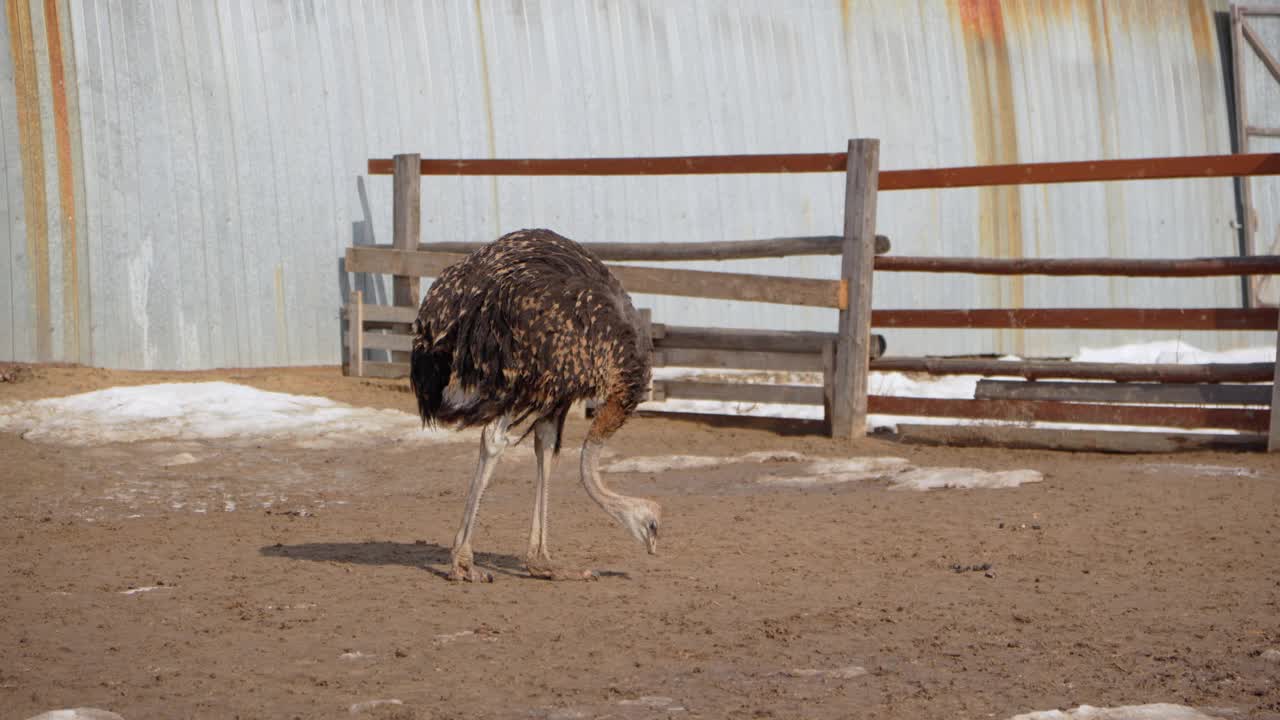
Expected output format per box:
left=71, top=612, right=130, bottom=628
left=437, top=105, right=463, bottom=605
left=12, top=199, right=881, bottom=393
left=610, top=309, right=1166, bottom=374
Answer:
left=875, top=254, right=1280, bottom=276
left=369, top=152, right=1280, bottom=187
left=895, top=424, right=1266, bottom=453
left=359, top=362, right=408, bottom=380
left=653, top=348, right=824, bottom=372
left=420, top=235, right=890, bottom=261
left=868, top=395, right=1269, bottom=432
left=653, top=324, right=885, bottom=359
left=654, top=325, right=831, bottom=353
left=870, top=357, right=1276, bottom=383
left=346, top=247, right=844, bottom=308
left=354, top=303, right=417, bottom=324
left=653, top=380, right=825, bottom=406
left=350, top=331, right=411, bottom=353
left=974, top=380, right=1273, bottom=406
left=872, top=308, right=1278, bottom=330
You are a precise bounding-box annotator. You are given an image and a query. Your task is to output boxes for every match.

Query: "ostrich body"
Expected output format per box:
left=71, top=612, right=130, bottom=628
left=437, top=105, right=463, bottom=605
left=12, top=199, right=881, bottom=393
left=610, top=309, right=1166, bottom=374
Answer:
left=410, top=228, right=659, bottom=582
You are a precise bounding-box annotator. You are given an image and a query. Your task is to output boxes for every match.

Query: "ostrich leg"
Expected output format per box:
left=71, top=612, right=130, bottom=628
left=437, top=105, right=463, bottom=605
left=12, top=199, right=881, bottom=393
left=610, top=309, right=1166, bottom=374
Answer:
left=524, top=419, right=596, bottom=580
left=448, top=415, right=511, bottom=582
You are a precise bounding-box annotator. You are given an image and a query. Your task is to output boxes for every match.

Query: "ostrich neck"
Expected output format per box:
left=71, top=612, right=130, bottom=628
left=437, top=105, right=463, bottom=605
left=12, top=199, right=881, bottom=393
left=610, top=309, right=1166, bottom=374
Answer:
left=580, top=439, right=639, bottom=519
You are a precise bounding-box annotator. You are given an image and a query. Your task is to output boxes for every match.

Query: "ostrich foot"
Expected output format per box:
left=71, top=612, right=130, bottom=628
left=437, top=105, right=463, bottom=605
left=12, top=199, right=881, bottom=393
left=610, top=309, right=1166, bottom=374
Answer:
left=446, top=556, right=493, bottom=583
left=525, top=559, right=597, bottom=582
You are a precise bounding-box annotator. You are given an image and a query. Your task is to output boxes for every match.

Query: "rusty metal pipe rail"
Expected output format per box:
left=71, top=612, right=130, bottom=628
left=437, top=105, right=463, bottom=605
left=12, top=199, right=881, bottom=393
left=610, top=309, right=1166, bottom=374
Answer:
left=369, top=152, right=1280, bottom=187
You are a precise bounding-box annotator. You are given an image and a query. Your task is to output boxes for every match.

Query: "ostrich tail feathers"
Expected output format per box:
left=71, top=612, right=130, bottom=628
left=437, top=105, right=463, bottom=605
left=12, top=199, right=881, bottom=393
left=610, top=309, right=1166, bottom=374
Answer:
left=409, top=343, right=451, bottom=427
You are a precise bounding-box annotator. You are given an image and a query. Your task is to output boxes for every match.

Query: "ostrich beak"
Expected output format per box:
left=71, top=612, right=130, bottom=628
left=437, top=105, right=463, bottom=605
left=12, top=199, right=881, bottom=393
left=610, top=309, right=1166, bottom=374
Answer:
left=646, top=534, right=658, bottom=555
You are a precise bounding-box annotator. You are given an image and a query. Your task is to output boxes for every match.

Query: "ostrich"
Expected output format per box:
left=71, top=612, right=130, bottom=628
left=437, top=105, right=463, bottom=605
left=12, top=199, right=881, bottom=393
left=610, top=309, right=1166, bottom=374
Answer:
left=410, top=228, right=659, bottom=582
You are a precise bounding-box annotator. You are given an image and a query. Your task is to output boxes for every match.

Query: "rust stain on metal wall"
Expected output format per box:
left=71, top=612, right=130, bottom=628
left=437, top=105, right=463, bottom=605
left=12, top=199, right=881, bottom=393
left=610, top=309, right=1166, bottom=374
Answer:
left=43, top=0, right=79, bottom=362
left=954, top=0, right=1025, bottom=354
left=7, top=0, right=51, bottom=361
left=1083, top=0, right=1127, bottom=303
left=1184, top=0, right=1214, bottom=60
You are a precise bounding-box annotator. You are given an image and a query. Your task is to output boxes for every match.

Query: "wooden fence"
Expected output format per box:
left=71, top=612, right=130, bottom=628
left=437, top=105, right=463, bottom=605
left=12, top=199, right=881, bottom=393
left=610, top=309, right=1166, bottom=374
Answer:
left=347, top=147, right=1280, bottom=452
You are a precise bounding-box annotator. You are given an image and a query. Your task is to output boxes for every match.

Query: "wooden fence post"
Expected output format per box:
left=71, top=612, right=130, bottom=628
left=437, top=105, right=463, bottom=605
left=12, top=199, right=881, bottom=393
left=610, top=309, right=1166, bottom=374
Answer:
left=391, top=153, right=421, bottom=363
left=1269, top=308, right=1280, bottom=452
left=349, top=290, right=364, bottom=378
left=831, top=139, right=881, bottom=440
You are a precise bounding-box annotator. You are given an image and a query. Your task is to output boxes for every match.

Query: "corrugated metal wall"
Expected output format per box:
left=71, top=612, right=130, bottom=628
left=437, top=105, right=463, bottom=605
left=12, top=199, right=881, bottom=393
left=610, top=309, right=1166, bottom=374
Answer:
left=2, top=0, right=1276, bottom=369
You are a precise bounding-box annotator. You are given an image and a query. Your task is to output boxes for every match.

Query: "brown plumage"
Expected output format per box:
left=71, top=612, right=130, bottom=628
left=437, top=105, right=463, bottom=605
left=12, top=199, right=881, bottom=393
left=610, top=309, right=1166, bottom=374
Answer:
left=409, top=229, right=660, bottom=582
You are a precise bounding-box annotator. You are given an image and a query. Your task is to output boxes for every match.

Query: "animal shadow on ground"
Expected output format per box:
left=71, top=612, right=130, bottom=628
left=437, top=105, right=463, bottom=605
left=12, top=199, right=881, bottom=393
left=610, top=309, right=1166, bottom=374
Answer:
left=260, top=541, right=629, bottom=581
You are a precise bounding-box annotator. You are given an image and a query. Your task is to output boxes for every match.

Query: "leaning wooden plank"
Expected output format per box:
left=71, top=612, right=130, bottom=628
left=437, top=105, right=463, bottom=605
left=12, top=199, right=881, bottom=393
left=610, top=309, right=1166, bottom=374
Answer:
left=415, top=234, right=891, bottom=261
left=867, top=395, right=1269, bottom=432
left=870, top=357, right=1276, bottom=383
left=654, top=348, right=824, bottom=372
left=894, top=424, right=1267, bottom=453
left=655, top=380, right=825, bottom=405
left=347, top=247, right=843, bottom=307
left=871, top=308, right=1278, bottom=330
left=975, top=380, right=1273, bottom=406
left=875, top=255, right=1280, bottom=277
left=361, top=362, right=410, bottom=379
left=360, top=332, right=413, bottom=353
left=360, top=304, right=419, bottom=324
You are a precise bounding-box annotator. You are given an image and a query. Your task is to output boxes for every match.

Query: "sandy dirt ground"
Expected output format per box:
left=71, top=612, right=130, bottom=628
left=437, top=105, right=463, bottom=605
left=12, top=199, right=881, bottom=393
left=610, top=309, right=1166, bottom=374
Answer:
left=1, top=365, right=1278, bottom=720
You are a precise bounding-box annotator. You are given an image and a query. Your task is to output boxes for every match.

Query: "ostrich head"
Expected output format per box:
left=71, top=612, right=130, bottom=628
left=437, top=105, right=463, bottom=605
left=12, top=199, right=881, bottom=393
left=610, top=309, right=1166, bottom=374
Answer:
left=618, top=498, right=661, bottom=554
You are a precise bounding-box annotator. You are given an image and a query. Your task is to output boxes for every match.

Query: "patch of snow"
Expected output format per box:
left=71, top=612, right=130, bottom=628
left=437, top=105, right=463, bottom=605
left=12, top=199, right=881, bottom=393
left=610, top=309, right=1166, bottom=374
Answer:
left=339, top=651, right=374, bottom=661
left=0, top=382, right=463, bottom=447
left=349, top=699, right=403, bottom=714
left=119, top=586, right=169, bottom=595
left=889, top=467, right=1043, bottom=491
left=759, top=457, right=912, bottom=487
left=783, top=665, right=867, bottom=679
left=609, top=452, right=1039, bottom=491
left=24, top=710, right=124, bottom=720
left=643, top=341, right=1274, bottom=435
left=618, top=696, right=676, bottom=707
left=1074, top=340, right=1274, bottom=365
left=1009, top=704, right=1227, bottom=720
left=432, top=630, right=475, bottom=644
left=604, top=449, right=808, bottom=474
left=160, top=452, right=198, bottom=466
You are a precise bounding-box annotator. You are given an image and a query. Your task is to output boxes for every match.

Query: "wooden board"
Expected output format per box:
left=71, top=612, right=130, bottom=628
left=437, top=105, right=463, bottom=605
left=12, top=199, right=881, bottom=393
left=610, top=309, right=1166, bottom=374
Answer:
left=367, top=152, right=1280, bottom=186
left=360, top=304, right=418, bottom=324
left=654, top=380, right=825, bottom=405
left=974, top=380, right=1273, bottom=406
left=653, top=348, right=824, bottom=372
left=346, top=247, right=843, bottom=308
left=654, top=325, right=835, bottom=353
left=867, top=395, right=1269, bottom=432
left=894, top=424, right=1267, bottom=454
left=360, top=362, right=409, bottom=380
left=417, top=234, right=891, bottom=261
left=358, top=332, right=412, bottom=353
left=871, top=308, right=1278, bottom=330
left=875, top=254, right=1280, bottom=277
left=870, top=357, right=1276, bottom=383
